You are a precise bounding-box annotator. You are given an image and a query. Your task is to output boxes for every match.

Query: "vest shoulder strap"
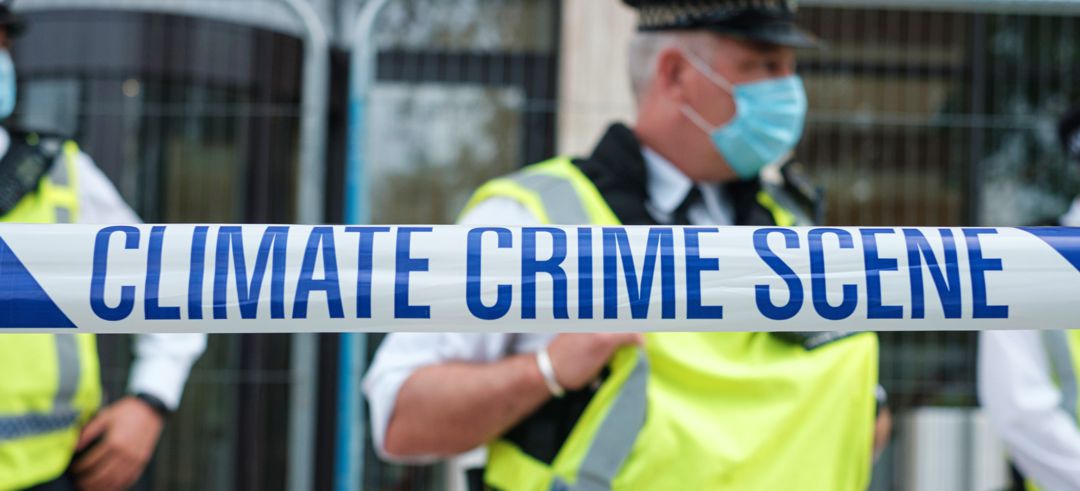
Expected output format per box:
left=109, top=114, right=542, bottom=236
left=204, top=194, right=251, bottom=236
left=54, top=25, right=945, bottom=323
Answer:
left=487, top=348, right=647, bottom=491
left=462, top=157, right=621, bottom=225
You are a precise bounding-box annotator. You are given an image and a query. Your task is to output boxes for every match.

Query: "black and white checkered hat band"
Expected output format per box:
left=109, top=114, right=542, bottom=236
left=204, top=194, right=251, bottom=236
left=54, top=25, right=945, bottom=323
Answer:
left=637, top=0, right=797, bottom=30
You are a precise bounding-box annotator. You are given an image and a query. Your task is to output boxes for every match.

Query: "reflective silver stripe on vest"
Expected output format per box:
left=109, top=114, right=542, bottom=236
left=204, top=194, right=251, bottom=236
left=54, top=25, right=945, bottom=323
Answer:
left=0, top=410, right=81, bottom=441
left=49, top=153, right=70, bottom=187
left=53, top=150, right=75, bottom=223
left=510, top=173, right=591, bottom=224
left=54, top=335, right=81, bottom=411
left=552, top=351, right=650, bottom=491
left=0, top=335, right=83, bottom=442
left=1043, top=331, right=1079, bottom=419
left=54, top=207, right=72, bottom=224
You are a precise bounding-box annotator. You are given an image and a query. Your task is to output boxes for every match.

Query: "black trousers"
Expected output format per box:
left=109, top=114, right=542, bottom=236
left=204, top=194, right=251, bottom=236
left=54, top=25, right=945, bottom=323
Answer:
left=1009, top=463, right=1027, bottom=491
left=22, top=458, right=156, bottom=491
left=22, top=473, right=75, bottom=491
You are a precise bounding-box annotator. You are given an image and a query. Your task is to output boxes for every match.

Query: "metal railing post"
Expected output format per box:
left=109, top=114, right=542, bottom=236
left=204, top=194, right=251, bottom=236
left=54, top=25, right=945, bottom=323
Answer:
left=338, top=0, right=390, bottom=489
left=281, top=2, right=329, bottom=491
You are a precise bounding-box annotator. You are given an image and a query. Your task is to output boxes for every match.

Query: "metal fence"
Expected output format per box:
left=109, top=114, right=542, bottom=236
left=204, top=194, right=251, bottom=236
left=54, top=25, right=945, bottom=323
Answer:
left=16, top=6, right=315, bottom=491
left=11, top=1, right=1080, bottom=490
left=795, top=6, right=1078, bottom=490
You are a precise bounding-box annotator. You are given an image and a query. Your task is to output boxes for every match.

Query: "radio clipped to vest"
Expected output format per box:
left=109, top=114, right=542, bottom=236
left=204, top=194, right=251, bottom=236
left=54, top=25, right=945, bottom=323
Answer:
left=0, top=131, right=65, bottom=216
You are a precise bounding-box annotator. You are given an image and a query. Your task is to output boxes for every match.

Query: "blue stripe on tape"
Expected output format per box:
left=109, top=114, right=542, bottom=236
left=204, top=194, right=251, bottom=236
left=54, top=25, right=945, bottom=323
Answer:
left=0, top=236, right=75, bottom=329
left=1020, top=227, right=1080, bottom=274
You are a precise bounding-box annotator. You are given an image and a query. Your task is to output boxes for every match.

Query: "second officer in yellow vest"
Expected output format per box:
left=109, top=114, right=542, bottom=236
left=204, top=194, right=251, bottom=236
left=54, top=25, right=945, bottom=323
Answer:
left=364, top=1, right=881, bottom=489
left=978, top=104, right=1080, bottom=491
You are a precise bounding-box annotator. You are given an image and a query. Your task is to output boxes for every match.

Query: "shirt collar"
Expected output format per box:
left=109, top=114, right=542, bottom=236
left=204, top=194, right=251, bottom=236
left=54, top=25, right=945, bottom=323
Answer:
left=641, top=146, right=694, bottom=215
left=0, top=126, right=10, bottom=158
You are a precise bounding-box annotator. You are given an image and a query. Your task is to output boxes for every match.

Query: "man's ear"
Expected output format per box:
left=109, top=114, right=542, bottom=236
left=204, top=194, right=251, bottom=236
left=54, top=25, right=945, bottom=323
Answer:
left=654, top=48, right=688, bottom=103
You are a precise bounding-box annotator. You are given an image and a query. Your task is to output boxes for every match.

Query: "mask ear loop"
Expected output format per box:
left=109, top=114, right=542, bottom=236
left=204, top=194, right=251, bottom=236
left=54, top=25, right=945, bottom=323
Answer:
left=677, top=49, right=737, bottom=134
left=679, top=48, right=736, bottom=94
left=680, top=104, right=718, bottom=134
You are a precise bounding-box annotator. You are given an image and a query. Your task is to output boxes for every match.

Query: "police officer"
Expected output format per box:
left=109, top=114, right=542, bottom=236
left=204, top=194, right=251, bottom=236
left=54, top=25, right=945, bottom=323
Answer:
left=365, top=1, right=880, bottom=489
left=0, top=4, right=206, bottom=491
left=979, top=104, right=1080, bottom=491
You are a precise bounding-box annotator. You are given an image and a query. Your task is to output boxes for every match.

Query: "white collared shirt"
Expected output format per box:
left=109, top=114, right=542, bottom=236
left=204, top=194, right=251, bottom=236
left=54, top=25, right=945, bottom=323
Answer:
left=363, top=147, right=735, bottom=463
left=0, top=127, right=206, bottom=410
left=1061, top=197, right=1080, bottom=227
left=641, top=147, right=734, bottom=226
left=979, top=331, right=1080, bottom=490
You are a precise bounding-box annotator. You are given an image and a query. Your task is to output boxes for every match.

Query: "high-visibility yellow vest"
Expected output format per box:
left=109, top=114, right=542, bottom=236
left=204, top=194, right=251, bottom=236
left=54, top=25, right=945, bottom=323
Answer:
left=466, top=157, right=879, bottom=491
left=1025, top=330, right=1080, bottom=491
left=0, top=140, right=103, bottom=491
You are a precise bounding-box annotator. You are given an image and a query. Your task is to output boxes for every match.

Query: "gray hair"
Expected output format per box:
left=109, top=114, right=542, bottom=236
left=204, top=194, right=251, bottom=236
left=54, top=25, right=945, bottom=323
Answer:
left=627, top=31, right=718, bottom=103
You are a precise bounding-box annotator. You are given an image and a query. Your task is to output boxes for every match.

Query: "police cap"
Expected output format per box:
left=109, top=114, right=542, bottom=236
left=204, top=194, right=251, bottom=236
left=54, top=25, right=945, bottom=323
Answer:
left=0, top=0, right=25, bottom=39
left=622, top=0, right=817, bottom=48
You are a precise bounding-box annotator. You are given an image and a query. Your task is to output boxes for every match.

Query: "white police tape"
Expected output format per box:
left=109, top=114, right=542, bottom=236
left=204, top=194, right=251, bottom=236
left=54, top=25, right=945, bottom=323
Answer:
left=0, top=224, right=1077, bottom=334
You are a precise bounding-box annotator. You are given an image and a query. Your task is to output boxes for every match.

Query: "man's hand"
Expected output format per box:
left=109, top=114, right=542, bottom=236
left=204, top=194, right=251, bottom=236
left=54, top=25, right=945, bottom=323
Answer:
left=547, top=333, right=644, bottom=391
left=71, top=396, right=165, bottom=491
left=873, top=406, right=893, bottom=462
left=382, top=333, right=643, bottom=458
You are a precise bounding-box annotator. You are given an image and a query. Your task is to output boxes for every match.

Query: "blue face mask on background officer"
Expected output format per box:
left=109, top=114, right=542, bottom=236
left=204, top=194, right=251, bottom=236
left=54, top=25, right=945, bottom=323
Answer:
left=0, top=40, right=14, bottom=121
left=0, top=0, right=17, bottom=122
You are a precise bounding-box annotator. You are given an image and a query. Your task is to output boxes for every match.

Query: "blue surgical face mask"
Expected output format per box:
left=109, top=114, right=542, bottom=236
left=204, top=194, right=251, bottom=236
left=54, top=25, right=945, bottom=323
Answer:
left=679, top=50, right=808, bottom=179
left=0, top=49, right=15, bottom=121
